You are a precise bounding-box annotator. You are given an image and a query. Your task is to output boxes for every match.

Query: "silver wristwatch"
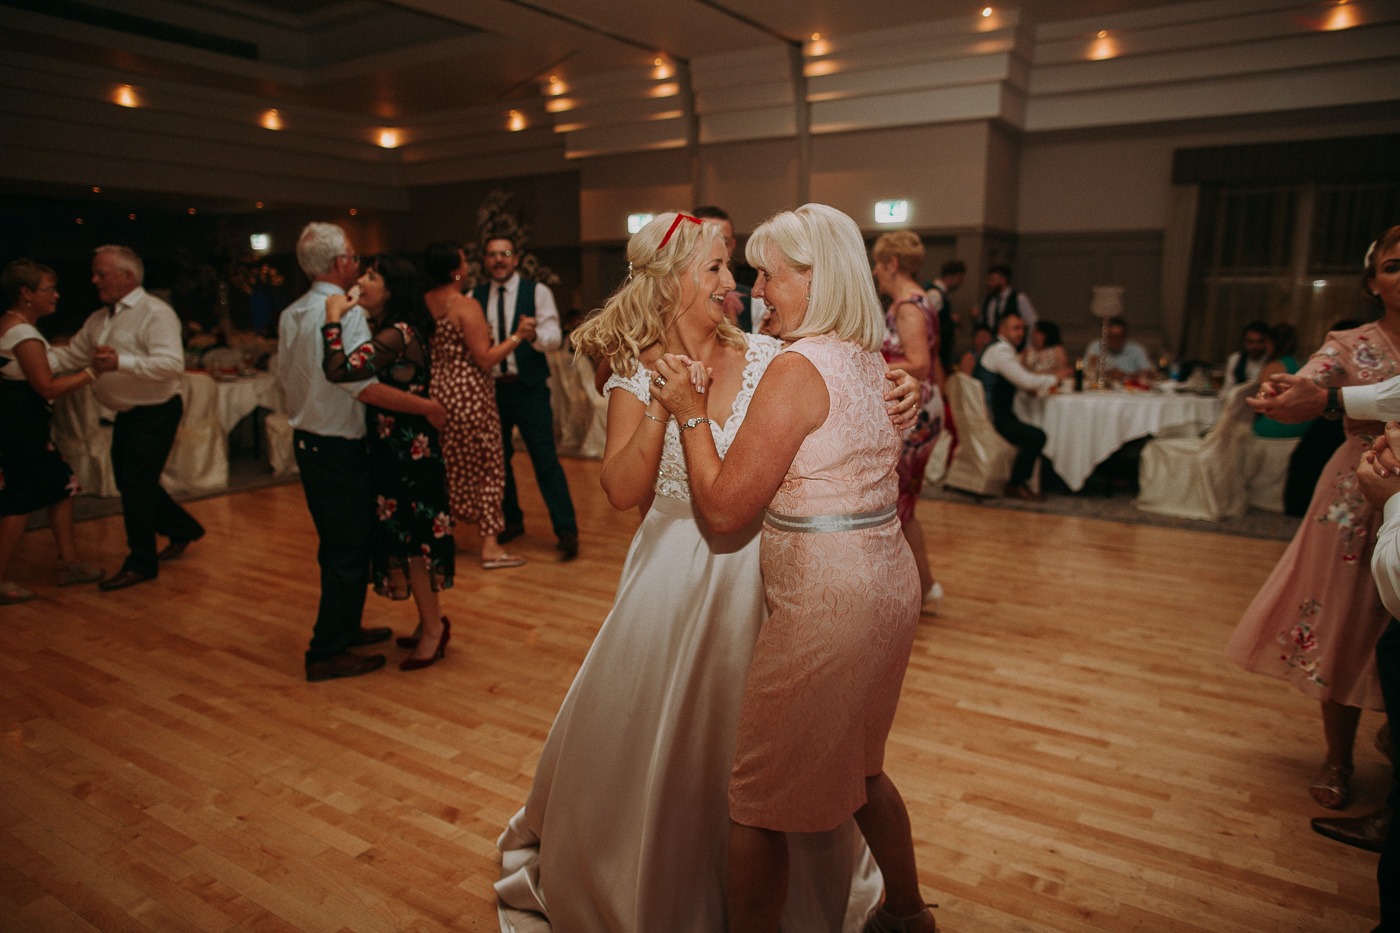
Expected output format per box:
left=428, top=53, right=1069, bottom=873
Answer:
left=678, top=416, right=712, bottom=431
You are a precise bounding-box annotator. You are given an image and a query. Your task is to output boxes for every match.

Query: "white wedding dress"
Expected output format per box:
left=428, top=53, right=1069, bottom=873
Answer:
left=496, top=334, right=882, bottom=932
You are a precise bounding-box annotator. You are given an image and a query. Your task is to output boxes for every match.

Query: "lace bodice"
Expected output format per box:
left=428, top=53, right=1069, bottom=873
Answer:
left=603, top=334, right=781, bottom=501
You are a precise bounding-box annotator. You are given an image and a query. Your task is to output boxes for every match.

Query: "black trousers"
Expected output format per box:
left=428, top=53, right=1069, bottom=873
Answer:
left=496, top=380, right=576, bottom=536
left=293, top=430, right=373, bottom=663
left=993, top=412, right=1047, bottom=487
left=111, top=396, right=203, bottom=576
left=1377, top=619, right=1399, bottom=931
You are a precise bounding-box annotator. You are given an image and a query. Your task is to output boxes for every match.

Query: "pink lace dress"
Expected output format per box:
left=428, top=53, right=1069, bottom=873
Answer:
left=730, top=334, right=922, bottom=833
left=1226, top=324, right=1396, bottom=709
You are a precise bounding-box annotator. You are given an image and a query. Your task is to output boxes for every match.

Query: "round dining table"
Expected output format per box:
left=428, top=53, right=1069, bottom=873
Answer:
left=1015, top=389, right=1223, bottom=492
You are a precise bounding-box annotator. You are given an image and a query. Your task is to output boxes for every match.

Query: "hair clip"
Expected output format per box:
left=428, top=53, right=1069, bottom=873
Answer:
left=658, top=213, right=702, bottom=250
left=625, top=261, right=634, bottom=283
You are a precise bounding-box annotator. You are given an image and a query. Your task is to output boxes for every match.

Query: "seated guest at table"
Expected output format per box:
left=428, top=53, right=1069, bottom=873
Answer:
left=48, top=245, right=205, bottom=592
left=1022, top=319, right=1071, bottom=380
left=0, top=260, right=106, bottom=604
left=959, top=323, right=994, bottom=378
left=321, top=255, right=455, bottom=672
left=1082, top=316, right=1154, bottom=383
left=975, top=311, right=1057, bottom=500
left=1223, top=320, right=1271, bottom=393
left=422, top=242, right=527, bottom=570
left=1254, top=323, right=1310, bottom=439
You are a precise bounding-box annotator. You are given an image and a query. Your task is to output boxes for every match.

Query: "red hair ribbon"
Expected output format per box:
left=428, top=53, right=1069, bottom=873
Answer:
left=658, top=213, right=702, bottom=250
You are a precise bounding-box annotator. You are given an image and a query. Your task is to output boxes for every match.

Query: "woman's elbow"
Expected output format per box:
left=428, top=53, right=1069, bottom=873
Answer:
left=32, top=381, right=62, bottom=401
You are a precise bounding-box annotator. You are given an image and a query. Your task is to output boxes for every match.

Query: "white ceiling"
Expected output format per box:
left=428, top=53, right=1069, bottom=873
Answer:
left=1, top=0, right=1193, bottom=120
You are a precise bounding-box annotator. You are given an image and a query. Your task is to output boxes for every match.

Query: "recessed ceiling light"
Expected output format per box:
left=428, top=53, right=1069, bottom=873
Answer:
left=982, top=7, right=993, bottom=17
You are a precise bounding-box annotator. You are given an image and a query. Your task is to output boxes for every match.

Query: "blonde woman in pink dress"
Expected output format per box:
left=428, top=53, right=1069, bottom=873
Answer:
left=1228, top=226, right=1400, bottom=811
left=653, top=204, right=937, bottom=933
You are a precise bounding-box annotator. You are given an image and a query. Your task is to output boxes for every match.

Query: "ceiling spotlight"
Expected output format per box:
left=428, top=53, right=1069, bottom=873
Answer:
left=508, top=109, right=527, bottom=132
left=377, top=128, right=400, bottom=148
left=255, top=201, right=264, bottom=209
left=982, top=7, right=993, bottom=16
left=187, top=207, right=196, bottom=215
left=91, top=186, right=101, bottom=193
left=75, top=217, right=84, bottom=225
left=113, top=84, right=139, bottom=107
left=261, top=108, right=283, bottom=131
left=128, top=213, right=136, bottom=220
left=348, top=208, right=358, bottom=216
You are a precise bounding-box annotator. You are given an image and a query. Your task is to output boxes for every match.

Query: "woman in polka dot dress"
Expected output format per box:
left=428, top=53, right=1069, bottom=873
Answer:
left=423, top=242, right=529, bottom=569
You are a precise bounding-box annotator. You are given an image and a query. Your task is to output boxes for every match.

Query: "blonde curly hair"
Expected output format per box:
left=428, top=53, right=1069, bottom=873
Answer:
left=573, top=212, right=744, bottom=377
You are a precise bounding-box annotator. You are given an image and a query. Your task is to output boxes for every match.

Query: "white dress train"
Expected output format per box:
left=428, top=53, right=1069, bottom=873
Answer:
left=496, top=335, right=882, bottom=932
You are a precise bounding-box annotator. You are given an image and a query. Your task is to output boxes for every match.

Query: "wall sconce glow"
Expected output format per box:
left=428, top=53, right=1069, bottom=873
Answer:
left=508, top=110, right=527, bottom=132
left=1323, top=1, right=1359, bottom=30
left=807, top=35, right=831, bottom=56
left=547, top=75, right=567, bottom=95
left=250, top=233, right=271, bottom=253
left=652, top=57, right=673, bottom=80
left=1089, top=32, right=1118, bottom=60
left=260, top=108, right=283, bottom=131
left=627, top=213, right=655, bottom=234
left=377, top=128, right=400, bottom=148
left=113, top=85, right=139, bottom=107
left=546, top=97, right=576, bottom=113
left=874, top=200, right=909, bottom=224
left=91, top=186, right=101, bottom=193
left=649, top=82, right=680, bottom=98
left=805, top=60, right=839, bottom=78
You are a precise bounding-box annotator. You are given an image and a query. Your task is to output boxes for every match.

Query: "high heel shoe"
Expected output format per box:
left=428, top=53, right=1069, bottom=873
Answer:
left=1309, top=761, right=1354, bottom=810
left=396, top=622, right=423, bottom=649
left=400, top=617, right=450, bottom=671
left=921, top=581, right=944, bottom=616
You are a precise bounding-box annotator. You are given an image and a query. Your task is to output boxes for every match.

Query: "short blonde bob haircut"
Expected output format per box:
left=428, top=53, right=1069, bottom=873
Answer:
left=871, top=229, right=924, bottom=279
left=572, top=212, right=743, bottom=377
left=745, top=203, right=884, bottom=352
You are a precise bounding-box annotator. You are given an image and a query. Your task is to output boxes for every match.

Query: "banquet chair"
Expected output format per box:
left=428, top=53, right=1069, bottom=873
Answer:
left=262, top=372, right=298, bottom=477
left=161, top=372, right=229, bottom=496
left=1134, top=382, right=1256, bottom=521
left=546, top=348, right=584, bottom=455
left=572, top=352, right=609, bottom=459
left=50, top=386, right=118, bottom=497
left=942, top=372, right=1016, bottom=497
left=1243, top=434, right=1302, bottom=512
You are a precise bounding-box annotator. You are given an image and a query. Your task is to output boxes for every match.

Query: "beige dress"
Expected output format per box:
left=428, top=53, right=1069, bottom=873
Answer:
left=730, top=334, right=922, bottom=833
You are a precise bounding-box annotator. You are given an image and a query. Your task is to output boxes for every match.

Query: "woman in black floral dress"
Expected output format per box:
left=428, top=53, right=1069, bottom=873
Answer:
left=321, top=255, right=454, bottom=670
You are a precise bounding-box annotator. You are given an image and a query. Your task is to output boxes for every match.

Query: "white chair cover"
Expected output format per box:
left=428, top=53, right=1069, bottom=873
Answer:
left=572, top=352, right=609, bottom=460
left=1243, top=433, right=1302, bottom=513
left=545, top=348, right=583, bottom=456
left=1134, top=382, right=1256, bottom=521
left=161, top=372, right=228, bottom=496
left=942, top=372, right=1017, bottom=497
left=50, top=386, right=118, bottom=497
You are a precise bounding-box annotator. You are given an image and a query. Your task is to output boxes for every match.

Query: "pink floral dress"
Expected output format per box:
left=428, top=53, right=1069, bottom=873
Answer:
left=880, top=293, right=944, bottom=524
left=1226, top=323, right=1395, bottom=709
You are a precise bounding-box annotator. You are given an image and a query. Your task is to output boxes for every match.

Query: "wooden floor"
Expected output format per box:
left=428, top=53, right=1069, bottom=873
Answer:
left=0, top=457, right=1387, bottom=932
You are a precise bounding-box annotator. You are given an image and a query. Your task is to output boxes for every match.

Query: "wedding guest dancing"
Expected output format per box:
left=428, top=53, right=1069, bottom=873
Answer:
left=48, top=245, right=204, bottom=591
left=872, top=230, right=945, bottom=612
left=422, top=242, right=527, bottom=569
left=0, top=259, right=104, bottom=603
left=322, top=255, right=455, bottom=671
left=653, top=203, right=938, bottom=933
left=1229, top=226, right=1400, bottom=811
left=495, top=211, right=919, bottom=932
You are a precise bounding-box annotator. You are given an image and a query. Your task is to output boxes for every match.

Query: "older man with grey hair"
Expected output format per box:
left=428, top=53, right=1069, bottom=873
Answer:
left=50, top=244, right=204, bottom=591
left=278, top=222, right=449, bottom=682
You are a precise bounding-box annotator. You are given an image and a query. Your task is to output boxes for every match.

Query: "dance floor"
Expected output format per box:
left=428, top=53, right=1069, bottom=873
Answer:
left=0, top=456, right=1385, bottom=931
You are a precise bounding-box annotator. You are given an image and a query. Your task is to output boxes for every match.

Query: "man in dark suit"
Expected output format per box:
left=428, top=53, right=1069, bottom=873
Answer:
left=474, top=236, right=579, bottom=560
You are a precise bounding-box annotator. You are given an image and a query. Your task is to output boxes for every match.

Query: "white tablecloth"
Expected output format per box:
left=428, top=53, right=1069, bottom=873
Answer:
left=1016, top=390, right=1223, bottom=491
left=210, top=371, right=281, bottom=434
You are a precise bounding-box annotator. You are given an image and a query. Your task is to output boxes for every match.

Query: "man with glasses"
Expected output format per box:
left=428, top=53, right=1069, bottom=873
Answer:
left=472, top=235, right=579, bottom=560
left=278, top=222, right=448, bottom=682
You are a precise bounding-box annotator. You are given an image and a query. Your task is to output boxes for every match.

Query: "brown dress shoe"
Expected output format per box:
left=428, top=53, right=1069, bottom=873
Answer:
left=1311, top=806, right=1392, bottom=854
left=98, top=569, right=156, bottom=591
left=305, top=652, right=386, bottom=682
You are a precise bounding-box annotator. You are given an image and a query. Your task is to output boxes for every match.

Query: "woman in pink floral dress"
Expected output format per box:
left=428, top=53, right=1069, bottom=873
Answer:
left=1227, top=228, right=1400, bottom=811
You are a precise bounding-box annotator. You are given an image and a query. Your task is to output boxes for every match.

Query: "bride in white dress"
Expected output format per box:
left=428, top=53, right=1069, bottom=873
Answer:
left=496, top=213, right=915, bottom=932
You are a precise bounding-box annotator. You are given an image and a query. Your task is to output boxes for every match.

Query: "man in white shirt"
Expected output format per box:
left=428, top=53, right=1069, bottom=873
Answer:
left=1082, top=316, right=1154, bottom=382
left=49, top=245, right=204, bottom=591
left=973, top=312, right=1057, bottom=500
left=980, top=263, right=1036, bottom=334
left=279, top=222, right=448, bottom=682
left=925, top=260, right=965, bottom=376
left=1257, top=372, right=1395, bottom=926
left=470, top=236, right=579, bottom=560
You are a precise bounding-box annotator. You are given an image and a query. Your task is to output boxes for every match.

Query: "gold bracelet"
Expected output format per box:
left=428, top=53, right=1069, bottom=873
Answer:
left=83, top=366, right=98, bottom=382
left=642, top=411, right=667, bottom=424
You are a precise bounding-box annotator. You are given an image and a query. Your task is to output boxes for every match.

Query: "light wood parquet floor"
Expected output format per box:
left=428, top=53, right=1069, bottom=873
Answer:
left=0, top=456, right=1387, bottom=932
